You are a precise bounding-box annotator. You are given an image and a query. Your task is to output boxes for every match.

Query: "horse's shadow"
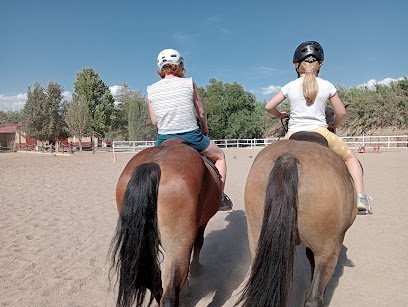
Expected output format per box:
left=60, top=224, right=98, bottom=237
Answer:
left=291, top=244, right=355, bottom=306
left=181, top=210, right=251, bottom=307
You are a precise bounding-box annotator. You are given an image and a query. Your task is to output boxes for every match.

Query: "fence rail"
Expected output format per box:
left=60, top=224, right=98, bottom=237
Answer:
left=112, top=135, right=408, bottom=154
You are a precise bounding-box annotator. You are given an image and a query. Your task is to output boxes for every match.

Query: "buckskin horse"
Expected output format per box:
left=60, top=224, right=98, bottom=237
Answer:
left=237, top=135, right=357, bottom=307
left=110, top=140, right=222, bottom=306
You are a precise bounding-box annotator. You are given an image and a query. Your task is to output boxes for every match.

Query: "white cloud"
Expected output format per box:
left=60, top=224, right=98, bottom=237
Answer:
left=109, top=85, right=128, bottom=105
left=61, top=85, right=123, bottom=103
left=62, top=91, right=72, bottom=102
left=109, top=85, right=124, bottom=100
left=0, top=93, right=27, bottom=111
left=0, top=91, right=72, bottom=111
left=357, top=77, right=404, bottom=90
left=261, top=84, right=281, bottom=95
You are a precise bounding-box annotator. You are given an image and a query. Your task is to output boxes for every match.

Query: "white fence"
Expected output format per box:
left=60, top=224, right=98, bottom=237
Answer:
left=112, top=140, right=155, bottom=153
left=113, top=135, right=408, bottom=154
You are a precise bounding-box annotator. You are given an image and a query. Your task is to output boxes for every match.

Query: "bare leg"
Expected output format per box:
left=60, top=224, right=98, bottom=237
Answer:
left=201, top=141, right=233, bottom=210
left=201, top=141, right=227, bottom=187
left=344, top=151, right=364, bottom=193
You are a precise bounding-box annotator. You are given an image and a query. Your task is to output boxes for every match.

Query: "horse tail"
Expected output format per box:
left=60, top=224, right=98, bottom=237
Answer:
left=110, top=162, right=161, bottom=307
left=239, top=153, right=299, bottom=307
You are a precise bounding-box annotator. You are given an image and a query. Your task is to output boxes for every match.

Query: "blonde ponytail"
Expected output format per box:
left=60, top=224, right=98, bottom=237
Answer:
left=297, top=61, right=321, bottom=104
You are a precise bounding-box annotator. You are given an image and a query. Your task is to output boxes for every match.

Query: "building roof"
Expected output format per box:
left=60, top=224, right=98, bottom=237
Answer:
left=0, top=124, right=22, bottom=133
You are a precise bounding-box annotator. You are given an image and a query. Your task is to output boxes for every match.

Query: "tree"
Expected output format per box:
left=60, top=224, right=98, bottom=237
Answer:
left=21, top=82, right=66, bottom=143
left=337, top=78, right=408, bottom=135
left=22, top=83, right=48, bottom=140
left=126, top=89, right=155, bottom=140
left=73, top=68, right=115, bottom=136
left=0, top=110, right=22, bottom=126
left=200, top=79, right=265, bottom=139
left=46, top=82, right=67, bottom=144
left=107, top=84, right=130, bottom=141
left=64, top=95, right=91, bottom=152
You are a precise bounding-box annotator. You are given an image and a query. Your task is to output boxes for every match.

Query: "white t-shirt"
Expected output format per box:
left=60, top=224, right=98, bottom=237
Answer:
left=147, top=77, right=199, bottom=134
left=280, top=77, right=337, bottom=132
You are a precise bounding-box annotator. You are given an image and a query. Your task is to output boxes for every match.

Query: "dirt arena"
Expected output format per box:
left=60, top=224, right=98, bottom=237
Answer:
left=0, top=148, right=407, bottom=306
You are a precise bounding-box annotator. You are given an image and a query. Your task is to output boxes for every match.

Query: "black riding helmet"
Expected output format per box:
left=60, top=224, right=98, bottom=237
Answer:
left=293, top=41, right=324, bottom=64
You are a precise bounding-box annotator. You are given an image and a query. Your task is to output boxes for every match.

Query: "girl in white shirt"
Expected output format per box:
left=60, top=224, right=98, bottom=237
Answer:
left=265, top=41, right=373, bottom=214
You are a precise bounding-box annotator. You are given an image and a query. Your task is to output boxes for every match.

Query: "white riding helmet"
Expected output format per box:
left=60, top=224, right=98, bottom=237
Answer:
left=157, top=49, right=184, bottom=69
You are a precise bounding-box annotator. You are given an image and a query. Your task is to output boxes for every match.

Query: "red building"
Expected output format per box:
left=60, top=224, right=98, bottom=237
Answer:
left=0, top=125, right=38, bottom=150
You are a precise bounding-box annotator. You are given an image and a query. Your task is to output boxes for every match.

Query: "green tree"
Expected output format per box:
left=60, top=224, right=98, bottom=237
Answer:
left=126, top=89, right=155, bottom=140
left=107, top=84, right=130, bottom=141
left=22, top=83, right=48, bottom=140
left=64, top=95, right=91, bottom=152
left=200, top=79, right=264, bottom=139
left=21, top=82, right=66, bottom=143
left=46, top=82, right=67, bottom=144
left=0, top=110, right=22, bottom=126
left=338, top=77, right=408, bottom=135
left=73, top=68, right=115, bottom=136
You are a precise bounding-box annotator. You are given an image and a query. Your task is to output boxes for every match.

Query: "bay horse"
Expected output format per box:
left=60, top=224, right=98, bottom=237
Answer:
left=109, top=140, right=222, bottom=307
left=237, top=136, right=357, bottom=307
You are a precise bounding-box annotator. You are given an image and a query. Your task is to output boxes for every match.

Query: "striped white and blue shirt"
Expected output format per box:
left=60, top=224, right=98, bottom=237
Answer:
left=147, top=77, right=199, bottom=134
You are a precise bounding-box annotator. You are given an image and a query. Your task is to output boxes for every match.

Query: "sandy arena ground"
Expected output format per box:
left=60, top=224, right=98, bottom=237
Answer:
left=0, top=147, right=407, bottom=306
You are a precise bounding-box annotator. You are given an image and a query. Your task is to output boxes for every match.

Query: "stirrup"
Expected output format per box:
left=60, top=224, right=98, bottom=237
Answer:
left=219, top=194, right=233, bottom=211
left=357, top=193, right=373, bottom=215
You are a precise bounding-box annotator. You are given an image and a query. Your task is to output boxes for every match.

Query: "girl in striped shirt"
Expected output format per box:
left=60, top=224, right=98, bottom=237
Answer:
left=147, top=49, right=233, bottom=211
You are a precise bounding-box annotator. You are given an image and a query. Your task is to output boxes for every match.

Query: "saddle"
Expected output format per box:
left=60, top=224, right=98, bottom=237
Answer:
left=289, top=131, right=329, bottom=147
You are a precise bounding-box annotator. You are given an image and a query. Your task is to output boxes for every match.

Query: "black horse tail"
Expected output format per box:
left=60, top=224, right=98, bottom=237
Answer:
left=110, top=162, right=162, bottom=307
left=239, top=153, right=299, bottom=307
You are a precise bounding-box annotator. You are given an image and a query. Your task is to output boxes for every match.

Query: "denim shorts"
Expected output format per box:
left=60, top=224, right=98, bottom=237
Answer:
left=156, top=128, right=211, bottom=152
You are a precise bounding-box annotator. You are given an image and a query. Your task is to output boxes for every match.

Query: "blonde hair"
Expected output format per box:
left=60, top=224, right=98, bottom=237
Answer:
left=158, top=63, right=185, bottom=78
left=296, top=61, right=321, bottom=104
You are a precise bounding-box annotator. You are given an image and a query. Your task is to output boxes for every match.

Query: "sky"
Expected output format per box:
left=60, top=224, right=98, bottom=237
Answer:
left=0, top=0, right=407, bottom=111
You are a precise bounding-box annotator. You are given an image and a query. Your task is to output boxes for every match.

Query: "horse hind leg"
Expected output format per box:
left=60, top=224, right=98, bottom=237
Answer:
left=306, top=247, right=315, bottom=281
left=190, top=224, right=206, bottom=277
left=304, top=244, right=342, bottom=307
left=161, top=251, right=191, bottom=307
